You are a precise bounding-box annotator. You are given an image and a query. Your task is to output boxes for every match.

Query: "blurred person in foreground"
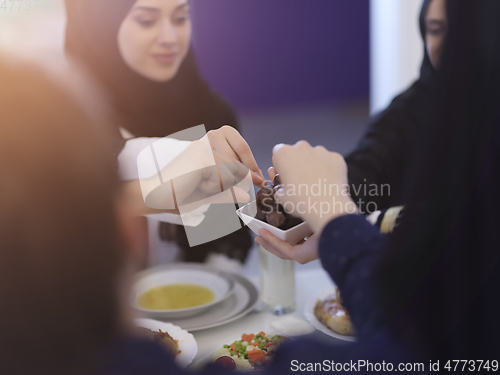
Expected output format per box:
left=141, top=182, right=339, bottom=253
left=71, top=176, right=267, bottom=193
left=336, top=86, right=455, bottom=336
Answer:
left=257, top=0, right=500, bottom=366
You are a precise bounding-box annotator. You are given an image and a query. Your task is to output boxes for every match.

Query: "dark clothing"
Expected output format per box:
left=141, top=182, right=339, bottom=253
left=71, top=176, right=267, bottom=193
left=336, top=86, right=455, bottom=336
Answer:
left=319, top=215, right=387, bottom=340
left=64, top=0, right=252, bottom=263
left=346, top=0, right=437, bottom=213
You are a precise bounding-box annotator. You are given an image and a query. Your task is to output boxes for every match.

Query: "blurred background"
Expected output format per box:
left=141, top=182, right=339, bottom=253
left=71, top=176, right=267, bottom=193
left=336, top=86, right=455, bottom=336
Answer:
left=0, top=0, right=423, bottom=170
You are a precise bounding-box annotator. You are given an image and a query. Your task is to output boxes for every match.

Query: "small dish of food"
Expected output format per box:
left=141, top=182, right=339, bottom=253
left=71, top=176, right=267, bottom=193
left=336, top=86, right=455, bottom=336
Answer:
left=304, top=287, right=356, bottom=342
left=135, top=318, right=198, bottom=368
left=236, top=174, right=313, bottom=245
left=134, top=265, right=235, bottom=319
left=193, top=332, right=290, bottom=371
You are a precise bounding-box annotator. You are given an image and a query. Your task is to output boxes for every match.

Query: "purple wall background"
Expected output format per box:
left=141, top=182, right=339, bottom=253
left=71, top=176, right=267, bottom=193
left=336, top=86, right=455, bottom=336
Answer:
left=190, top=0, right=370, bottom=111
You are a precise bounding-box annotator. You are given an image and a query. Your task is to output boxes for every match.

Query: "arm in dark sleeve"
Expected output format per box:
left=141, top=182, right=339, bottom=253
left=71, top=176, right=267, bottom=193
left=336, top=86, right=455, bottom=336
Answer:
left=319, top=214, right=388, bottom=339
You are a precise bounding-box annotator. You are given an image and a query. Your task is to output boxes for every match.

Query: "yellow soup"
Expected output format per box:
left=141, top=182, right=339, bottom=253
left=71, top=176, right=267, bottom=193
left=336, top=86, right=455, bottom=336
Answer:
left=138, top=284, right=215, bottom=310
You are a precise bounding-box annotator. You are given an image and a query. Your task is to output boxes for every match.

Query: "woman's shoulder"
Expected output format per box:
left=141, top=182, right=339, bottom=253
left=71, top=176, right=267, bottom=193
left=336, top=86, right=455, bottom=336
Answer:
left=361, top=79, right=431, bottom=142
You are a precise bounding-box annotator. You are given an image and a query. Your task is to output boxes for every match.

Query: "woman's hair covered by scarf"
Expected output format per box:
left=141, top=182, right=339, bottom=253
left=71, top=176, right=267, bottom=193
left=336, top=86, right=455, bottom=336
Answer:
left=65, top=0, right=238, bottom=138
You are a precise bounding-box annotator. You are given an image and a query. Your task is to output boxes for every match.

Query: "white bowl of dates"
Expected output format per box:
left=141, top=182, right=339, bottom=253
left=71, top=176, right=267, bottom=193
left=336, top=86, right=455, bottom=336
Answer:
left=236, top=174, right=313, bottom=245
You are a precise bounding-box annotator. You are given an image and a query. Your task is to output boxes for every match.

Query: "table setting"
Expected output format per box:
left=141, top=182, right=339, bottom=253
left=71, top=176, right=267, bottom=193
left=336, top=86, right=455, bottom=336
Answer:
left=133, top=176, right=355, bottom=370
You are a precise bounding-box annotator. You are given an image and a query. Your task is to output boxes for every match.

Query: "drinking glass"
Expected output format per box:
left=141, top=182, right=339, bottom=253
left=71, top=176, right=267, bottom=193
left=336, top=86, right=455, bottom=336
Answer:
left=258, top=245, right=295, bottom=315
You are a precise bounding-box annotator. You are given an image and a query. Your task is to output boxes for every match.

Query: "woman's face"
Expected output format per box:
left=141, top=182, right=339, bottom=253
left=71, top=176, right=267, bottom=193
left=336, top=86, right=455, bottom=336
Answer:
left=118, top=0, right=192, bottom=82
left=425, top=0, right=447, bottom=69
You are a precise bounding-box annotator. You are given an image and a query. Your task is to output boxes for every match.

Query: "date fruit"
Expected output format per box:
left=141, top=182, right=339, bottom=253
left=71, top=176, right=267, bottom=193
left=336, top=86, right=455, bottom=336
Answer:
left=255, top=174, right=303, bottom=230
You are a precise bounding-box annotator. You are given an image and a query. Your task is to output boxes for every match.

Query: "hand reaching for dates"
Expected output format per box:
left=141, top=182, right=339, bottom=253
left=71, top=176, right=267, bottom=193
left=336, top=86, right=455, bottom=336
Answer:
left=255, top=174, right=303, bottom=230
left=271, top=141, right=357, bottom=234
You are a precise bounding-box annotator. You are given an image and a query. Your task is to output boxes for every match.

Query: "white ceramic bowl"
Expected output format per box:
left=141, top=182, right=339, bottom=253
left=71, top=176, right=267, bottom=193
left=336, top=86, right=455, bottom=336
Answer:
left=236, top=201, right=313, bottom=245
left=134, top=266, right=235, bottom=319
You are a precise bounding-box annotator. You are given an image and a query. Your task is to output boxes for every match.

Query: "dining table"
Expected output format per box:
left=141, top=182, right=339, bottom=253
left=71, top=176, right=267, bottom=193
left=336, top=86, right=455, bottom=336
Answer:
left=190, top=245, right=352, bottom=363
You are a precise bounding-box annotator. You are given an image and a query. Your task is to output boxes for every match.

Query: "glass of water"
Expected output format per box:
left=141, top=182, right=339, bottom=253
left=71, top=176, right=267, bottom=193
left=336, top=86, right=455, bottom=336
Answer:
left=258, top=245, right=296, bottom=315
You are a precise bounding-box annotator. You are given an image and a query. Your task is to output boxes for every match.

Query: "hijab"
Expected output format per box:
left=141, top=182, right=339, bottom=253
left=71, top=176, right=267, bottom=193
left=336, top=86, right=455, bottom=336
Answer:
left=417, top=0, right=436, bottom=83
left=377, top=0, right=500, bottom=359
left=64, top=0, right=238, bottom=138
left=386, top=0, right=436, bottom=116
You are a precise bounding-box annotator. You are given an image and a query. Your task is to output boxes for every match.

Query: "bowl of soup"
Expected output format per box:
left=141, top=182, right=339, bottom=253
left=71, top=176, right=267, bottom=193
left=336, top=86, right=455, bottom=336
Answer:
left=134, top=264, right=236, bottom=318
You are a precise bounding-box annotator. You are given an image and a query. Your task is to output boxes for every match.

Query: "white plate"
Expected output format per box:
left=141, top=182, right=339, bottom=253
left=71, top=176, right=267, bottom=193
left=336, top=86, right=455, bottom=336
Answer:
left=134, top=265, right=235, bottom=319
left=165, top=274, right=259, bottom=331
left=237, top=201, right=313, bottom=245
left=304, top=288, right=356, bottom=342
left=135, top=318, right=198, bottom=368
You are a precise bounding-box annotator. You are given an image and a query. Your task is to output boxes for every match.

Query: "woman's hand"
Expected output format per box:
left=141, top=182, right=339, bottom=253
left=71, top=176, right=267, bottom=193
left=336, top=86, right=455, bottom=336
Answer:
left=170, top=147, right=253, bottom=210
left=255, top=230, right=319, bottom=264
left=271, top=141, right=358, bottom=234
left=207, top=126, right=266, bottom=187
left=127, top=127, right=263, bottom=216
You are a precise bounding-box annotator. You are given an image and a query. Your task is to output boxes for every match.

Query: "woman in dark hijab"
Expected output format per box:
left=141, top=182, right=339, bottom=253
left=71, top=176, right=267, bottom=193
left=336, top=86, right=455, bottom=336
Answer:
left=346, top=0, right=446, bottom=214
left=65, top=0, right=252, bottom=266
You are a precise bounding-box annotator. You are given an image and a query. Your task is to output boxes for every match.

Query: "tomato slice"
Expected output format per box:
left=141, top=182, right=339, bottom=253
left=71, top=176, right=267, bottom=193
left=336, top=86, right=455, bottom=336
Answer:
left=242, top=333, right=255, bottom=342
left=247, top=349, right=266, bottom=365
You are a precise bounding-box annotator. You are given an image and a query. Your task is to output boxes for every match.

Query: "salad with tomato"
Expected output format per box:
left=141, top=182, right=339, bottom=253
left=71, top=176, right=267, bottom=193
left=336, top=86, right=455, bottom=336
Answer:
left=213, top=332, right=290, bottom=371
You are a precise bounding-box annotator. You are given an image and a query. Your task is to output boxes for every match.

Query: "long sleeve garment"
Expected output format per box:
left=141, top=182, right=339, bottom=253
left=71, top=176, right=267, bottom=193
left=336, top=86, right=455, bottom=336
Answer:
left=345, top=107, right=415, bottom=212
left=345, top=87, right=423, bottom=213
left=345, top=0, right=437, bottom=215
left=318, top=214, right=389, bottom=339
left=345, top=83, right=429, bottom=214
